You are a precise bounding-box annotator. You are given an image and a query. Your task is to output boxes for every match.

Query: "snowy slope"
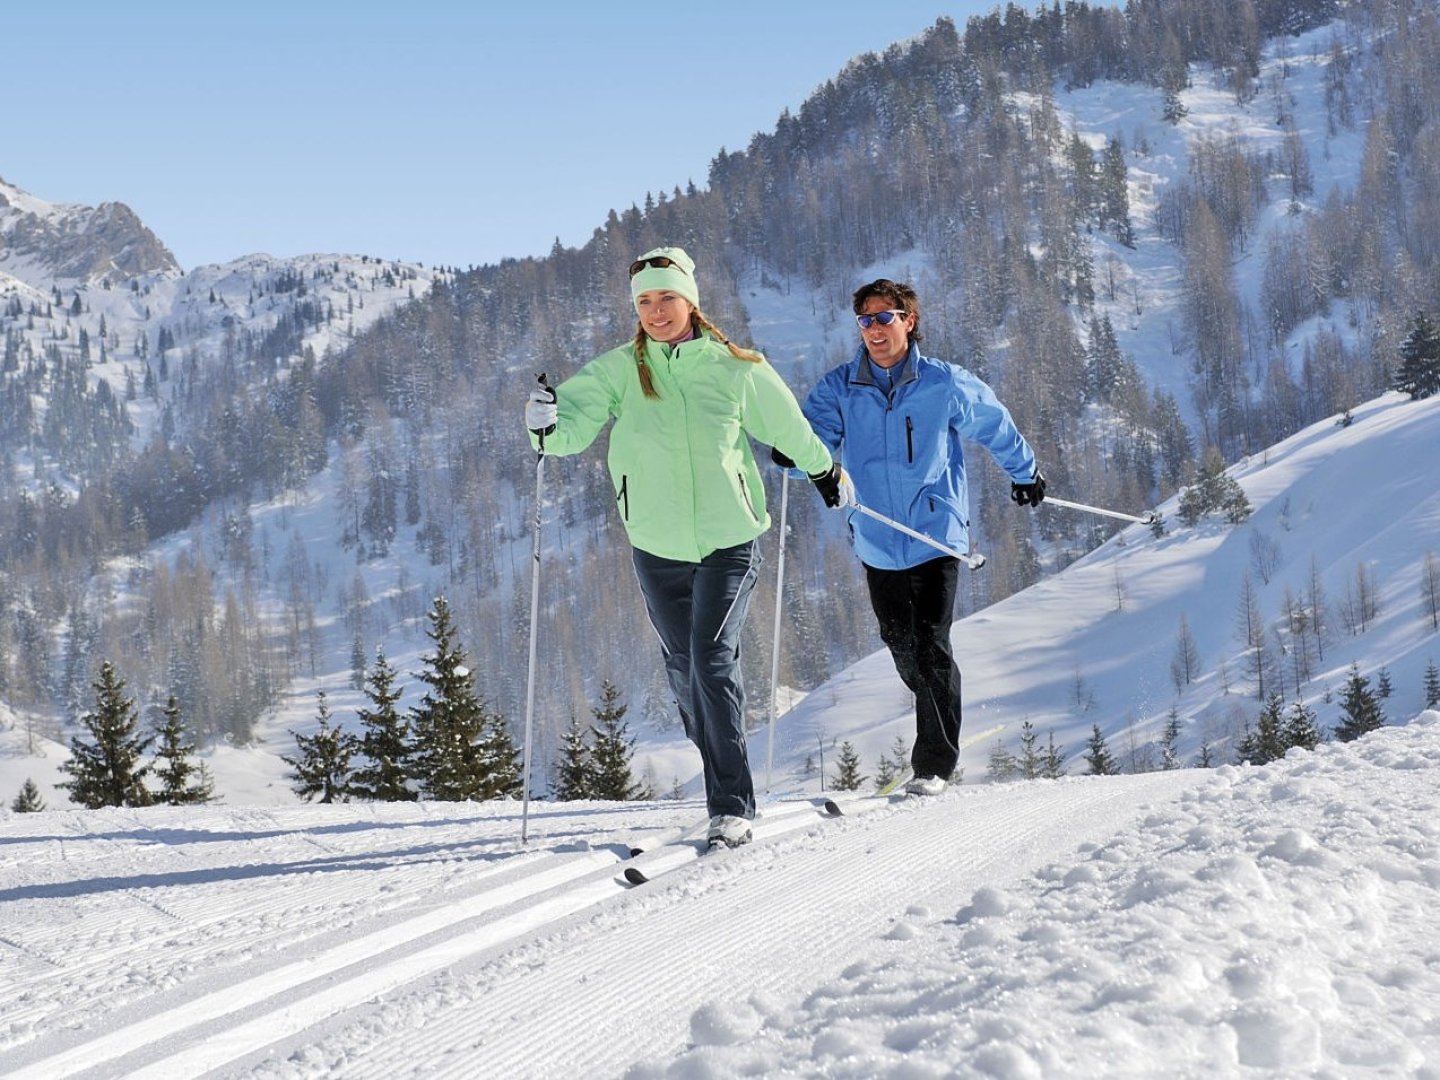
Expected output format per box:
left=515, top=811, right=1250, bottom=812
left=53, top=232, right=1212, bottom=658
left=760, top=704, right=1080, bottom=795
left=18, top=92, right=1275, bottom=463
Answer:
left=766, top=388, right=1440, bottom=792
left=1, top=714, right=1437, bottom=1077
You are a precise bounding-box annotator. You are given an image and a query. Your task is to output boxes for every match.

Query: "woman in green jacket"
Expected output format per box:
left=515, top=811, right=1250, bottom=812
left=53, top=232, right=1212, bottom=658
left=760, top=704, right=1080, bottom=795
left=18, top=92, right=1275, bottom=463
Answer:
left=524, top=246, right=850, bottom=847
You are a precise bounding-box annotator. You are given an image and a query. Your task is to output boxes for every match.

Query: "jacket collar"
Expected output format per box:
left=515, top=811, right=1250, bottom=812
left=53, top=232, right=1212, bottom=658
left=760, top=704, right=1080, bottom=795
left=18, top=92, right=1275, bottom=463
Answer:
left=851, top=341, right=920, bottom=390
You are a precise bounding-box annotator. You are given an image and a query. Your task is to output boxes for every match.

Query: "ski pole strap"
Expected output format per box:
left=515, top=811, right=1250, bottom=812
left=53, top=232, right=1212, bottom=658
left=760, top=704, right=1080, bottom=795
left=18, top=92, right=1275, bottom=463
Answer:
left=1043, top=495, right=1158, bottom=526
left=851, top=502, right=986, bottom=570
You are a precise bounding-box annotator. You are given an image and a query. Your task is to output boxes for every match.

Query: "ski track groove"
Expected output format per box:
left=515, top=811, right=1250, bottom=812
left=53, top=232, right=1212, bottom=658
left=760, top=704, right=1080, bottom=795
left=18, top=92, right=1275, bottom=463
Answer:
left=1, top=801, right=828, bottom=1076
left=1, top=843, right=624, bottom=1076
left=2, top=781, right=1205, bottom=1079
left=220, top=773, right=1205, bottom=1079
left=0, top=820, right=644, bottom=1038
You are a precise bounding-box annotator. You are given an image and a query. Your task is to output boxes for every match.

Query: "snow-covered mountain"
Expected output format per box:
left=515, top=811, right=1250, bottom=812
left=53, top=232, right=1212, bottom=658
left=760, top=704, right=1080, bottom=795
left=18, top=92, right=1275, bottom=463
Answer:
left=0, top=175, right=177, bottom=280
left=1, top=173, right=441, bottom=462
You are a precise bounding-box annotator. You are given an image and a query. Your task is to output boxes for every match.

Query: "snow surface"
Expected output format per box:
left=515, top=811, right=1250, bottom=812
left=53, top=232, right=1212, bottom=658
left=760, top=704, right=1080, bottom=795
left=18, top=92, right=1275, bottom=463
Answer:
left=2, top=715, right=1438, bottom=1077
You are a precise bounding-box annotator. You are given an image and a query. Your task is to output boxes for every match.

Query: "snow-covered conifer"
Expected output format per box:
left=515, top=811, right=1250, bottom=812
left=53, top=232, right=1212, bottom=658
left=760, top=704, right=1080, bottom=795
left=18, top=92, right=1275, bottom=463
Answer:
left=152, top=695, right=215, bottom=805
left=59, top=661, right=154, bottom=809
left=283, top=691, right=356, bottom=804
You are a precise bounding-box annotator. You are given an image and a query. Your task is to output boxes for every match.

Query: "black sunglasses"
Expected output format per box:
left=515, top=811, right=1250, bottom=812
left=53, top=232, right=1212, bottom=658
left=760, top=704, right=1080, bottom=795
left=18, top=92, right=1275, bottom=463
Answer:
left=629, top=255, right=689, bottom=277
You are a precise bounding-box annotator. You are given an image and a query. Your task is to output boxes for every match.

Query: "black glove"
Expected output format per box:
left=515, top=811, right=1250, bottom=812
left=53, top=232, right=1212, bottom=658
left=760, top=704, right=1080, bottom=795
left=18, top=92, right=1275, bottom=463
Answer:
left=809, top=462, right=856, bottom=509
left=770, top=447, right=796, bottom=469
left=1011, top=471, right=1046, bottom=507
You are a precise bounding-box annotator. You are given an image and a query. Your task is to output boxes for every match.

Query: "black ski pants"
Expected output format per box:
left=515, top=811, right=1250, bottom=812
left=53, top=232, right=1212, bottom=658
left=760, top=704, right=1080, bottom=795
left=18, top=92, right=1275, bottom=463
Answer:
left=632, top=540, right=761, bottom=820
left=863, top=556, right=963, bottom=780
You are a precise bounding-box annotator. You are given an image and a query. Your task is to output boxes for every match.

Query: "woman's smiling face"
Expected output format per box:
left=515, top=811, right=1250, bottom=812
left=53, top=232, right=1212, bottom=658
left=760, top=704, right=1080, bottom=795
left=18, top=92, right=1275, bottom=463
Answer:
left=635, top=289, right=694, bottom=344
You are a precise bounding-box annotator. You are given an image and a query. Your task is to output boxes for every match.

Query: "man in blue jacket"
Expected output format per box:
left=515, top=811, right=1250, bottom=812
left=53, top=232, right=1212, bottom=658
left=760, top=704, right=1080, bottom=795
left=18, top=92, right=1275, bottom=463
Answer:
left=785, top=278, right=1045, bottom=796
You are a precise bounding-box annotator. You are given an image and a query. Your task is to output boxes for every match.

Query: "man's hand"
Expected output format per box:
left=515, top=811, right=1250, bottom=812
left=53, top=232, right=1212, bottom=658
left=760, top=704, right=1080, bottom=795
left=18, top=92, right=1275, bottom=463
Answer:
left=810, top=463, right=856, bottom=509
left=1010, top=471, right=1046, bottom=507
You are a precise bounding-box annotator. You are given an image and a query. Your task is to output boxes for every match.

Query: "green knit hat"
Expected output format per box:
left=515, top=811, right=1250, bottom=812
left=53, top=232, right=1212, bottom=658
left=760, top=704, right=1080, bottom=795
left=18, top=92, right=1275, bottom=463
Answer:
left=629, top=246, right=699, bottom=311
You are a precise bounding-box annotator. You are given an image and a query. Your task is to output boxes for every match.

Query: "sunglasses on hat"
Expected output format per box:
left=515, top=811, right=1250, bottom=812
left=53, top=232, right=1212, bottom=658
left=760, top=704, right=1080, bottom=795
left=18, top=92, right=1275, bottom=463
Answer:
left=855, top=309, right=908, bottom=329
left=629, top=255, right=689, bottom=277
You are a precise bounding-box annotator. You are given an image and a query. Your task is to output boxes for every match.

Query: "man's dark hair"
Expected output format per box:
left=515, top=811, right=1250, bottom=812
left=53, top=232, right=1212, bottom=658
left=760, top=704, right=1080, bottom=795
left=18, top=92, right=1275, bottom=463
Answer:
left=852, top=279, right=922, bottom=342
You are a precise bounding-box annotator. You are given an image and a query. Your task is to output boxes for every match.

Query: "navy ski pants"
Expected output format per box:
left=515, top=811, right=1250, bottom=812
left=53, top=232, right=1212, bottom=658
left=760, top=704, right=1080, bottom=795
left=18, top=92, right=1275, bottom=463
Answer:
left=864, top=556, right=963, bottom=780
left=632, top=541, right=760, bottom=820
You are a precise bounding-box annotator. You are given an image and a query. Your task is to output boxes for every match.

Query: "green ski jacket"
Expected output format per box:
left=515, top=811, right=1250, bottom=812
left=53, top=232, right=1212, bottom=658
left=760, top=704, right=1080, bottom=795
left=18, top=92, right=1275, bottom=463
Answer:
left=532, top=334, right=832, bottom=562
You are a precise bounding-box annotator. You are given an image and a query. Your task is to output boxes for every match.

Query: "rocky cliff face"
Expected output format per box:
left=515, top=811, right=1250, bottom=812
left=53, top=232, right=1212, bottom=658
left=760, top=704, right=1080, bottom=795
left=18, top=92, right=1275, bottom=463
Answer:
left=0, top=179, right=178, bottom=280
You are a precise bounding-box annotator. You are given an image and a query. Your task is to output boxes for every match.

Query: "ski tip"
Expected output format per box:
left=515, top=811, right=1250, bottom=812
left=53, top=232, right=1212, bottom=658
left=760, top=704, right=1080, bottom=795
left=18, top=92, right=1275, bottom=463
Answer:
left=627, top=846, right=645, bottom=858
left=623, top=866, right=650, bottom=886
left=821, top=799, right=843, bottom=817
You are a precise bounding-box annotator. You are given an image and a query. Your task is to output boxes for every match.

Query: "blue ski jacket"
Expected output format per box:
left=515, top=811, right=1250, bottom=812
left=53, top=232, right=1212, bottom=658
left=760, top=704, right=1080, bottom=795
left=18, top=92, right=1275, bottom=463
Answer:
left=802, top=343, right=1038, bottom=571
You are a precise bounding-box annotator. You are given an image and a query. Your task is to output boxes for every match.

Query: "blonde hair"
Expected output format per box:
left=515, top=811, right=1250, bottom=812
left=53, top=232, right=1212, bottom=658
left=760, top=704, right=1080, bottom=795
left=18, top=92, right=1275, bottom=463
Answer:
left=632, top=308, right=761, bottom=399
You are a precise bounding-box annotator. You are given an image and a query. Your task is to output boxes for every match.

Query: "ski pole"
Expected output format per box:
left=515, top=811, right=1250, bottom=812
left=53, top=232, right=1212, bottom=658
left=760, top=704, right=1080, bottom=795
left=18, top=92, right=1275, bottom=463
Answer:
left=851, top=501, right=987, bottom=570
left=520, top=373, right=553, bottom=845
left=1042, top=495, right=1158, bottom=527
left=765, top=471, right=789, bottom=794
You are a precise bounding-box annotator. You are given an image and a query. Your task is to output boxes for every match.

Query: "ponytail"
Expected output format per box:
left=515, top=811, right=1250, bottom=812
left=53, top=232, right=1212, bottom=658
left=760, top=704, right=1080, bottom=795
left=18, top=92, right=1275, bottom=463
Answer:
left=631, top=308, right=762, bottom=400
left=693, top=309, right=763, bottom=363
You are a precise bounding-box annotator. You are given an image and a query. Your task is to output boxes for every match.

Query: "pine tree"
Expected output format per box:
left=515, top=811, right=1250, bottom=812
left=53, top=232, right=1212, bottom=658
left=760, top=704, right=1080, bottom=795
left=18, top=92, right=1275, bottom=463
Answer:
left=283, top=691, right=356, bottom=803
left=1178, top=450, right=1252, bottom=526
left=1098, top=136, right=1134, bottom=247
left=1376, top=668, right=1392, bottom=698
left=832, top=741, right=866, bottom=791
left=1334, top=664, right=1385, bottom=743
left=59, top=661, right=155, bottom=809
left=874, top=750, right=898, bottom=791
left=152, top=695, right=215, bottom=805
left=1395, top=311, right=1440, bottom=400
left=1084, top=724, right=1117, bottom=775
left=875, top=734, right=910, bottom=791
left=1159, top=709, right=1183, bottom=770
left=1041, top=732, right=1067, bottom=779
left=986, top=736, right=1018, bottom=782
left=11, top=778, right=46, bottom=812
left=408, top=596, right=493, bottom=801
left=349, top=649, right=415, bottom=801
left=474, top=704, right=522, bottom=801
left=588, top=680, right=647, bottom=801
left=1425, top=660, right=1440, bottom=709
left=1018, top=720, right=1042, bottom=779
left=1237, top=693, right=1288, bottom=765
left=1284, top=699, right=1322, bottom=752
left=554, top=716, right=593, bottom=800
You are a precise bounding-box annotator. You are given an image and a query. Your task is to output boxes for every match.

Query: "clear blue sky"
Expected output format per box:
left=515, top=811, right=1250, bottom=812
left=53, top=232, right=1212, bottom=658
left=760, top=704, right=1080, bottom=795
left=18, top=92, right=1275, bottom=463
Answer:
left=2, top=2, right=1008, bottom=271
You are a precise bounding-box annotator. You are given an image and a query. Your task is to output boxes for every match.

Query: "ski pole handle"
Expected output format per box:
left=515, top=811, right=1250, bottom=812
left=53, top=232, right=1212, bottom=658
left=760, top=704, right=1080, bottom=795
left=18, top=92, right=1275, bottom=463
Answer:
left=532, top=372, right=554, bottom=455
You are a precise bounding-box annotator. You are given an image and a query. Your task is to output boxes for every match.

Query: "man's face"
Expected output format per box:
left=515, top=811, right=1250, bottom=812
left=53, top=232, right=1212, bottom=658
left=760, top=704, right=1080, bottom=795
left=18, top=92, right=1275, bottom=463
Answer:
left=857, top=295, right=914, bottom=368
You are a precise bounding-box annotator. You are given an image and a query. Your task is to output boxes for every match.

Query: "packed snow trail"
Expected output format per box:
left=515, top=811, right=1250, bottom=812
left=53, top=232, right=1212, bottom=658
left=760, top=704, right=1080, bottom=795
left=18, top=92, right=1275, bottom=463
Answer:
left=7, top=724, right=1440, bottom=1079
left=242, top=775, right=1201, bottom=1077
left=0, top=774, right=1203, bottom=1078
left=0, top=797, right=829, bottom=1078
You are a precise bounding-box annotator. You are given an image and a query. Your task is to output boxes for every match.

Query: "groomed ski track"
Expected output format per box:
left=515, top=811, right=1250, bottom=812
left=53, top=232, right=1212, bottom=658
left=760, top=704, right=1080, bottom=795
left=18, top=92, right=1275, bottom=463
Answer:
left=0, top=772, right=1206, bottom=1078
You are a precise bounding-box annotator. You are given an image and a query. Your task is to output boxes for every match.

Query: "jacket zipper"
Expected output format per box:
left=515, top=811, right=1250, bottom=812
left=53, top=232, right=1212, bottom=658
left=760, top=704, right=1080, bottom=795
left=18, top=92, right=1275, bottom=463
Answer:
left=616, top=475, right=629, bottom=520
left=737, top=473, right=759, bottom=521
